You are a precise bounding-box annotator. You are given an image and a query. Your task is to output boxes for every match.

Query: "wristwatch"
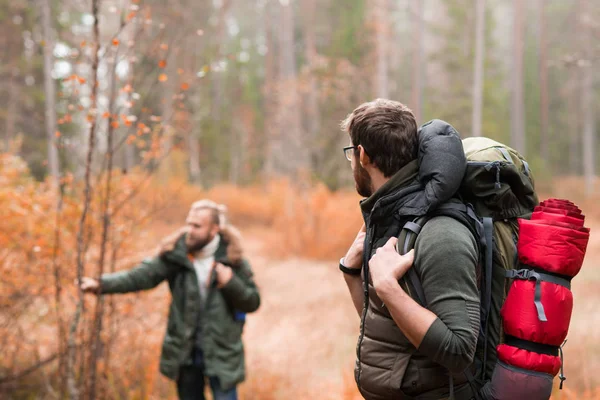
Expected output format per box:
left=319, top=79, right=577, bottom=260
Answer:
left=339, top=257, right=362, bottom=276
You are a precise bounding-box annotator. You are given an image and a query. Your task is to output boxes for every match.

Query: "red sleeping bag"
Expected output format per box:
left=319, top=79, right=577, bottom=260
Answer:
left=498, top=199, right=590, bottom=376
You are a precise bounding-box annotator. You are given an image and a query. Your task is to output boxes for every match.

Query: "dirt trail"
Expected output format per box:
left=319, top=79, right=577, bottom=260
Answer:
left=239, top=233, right=359, bottom=398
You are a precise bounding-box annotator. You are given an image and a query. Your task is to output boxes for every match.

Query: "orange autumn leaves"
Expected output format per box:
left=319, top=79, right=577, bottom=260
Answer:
left=158, top=72, right=190, bottom=91
left=63, top=74, right=86, bottom=84
left=0, top=150, right=160, bottom=397
left=157, top=58, right=190, bottom=90
left=126, top=122, right=151, bottom=146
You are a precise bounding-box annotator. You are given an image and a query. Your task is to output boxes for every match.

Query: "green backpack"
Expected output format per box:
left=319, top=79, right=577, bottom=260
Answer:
left=397, top=137, right=539, bottom=384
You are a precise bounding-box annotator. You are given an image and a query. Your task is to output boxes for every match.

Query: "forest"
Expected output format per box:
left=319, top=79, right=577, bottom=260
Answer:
left=1, top=0, right=599, bottom=398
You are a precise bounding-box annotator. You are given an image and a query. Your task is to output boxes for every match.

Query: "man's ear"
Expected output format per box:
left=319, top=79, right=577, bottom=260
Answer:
left=211, top=223, right=220, bottom=238
left=358, top=145, right=371, bottom=167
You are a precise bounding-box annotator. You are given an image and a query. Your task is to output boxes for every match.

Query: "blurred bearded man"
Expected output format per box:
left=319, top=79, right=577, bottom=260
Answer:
left=81, top=200, right=260, bottom=400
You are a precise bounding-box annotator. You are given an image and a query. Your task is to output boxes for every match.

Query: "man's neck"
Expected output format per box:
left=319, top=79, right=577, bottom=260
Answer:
left=369, top=169, right=389, bottom=193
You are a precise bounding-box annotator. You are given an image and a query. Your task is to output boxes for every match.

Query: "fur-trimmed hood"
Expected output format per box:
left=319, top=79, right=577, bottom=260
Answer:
left=157, top=224, right=245, bottom=265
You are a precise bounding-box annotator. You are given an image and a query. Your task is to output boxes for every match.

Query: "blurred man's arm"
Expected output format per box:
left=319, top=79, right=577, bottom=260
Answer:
left=217, top=259, right=261, bottom=313
left=97, top=257, right=174, bottom=294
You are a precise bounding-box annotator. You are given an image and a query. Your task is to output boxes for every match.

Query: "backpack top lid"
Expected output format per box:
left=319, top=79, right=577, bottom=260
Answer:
left=461, top=137, right=538, bottom=220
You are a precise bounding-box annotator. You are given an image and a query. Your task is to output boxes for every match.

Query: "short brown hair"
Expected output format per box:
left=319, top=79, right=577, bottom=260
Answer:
left=341, top=99, right=418, bottom=177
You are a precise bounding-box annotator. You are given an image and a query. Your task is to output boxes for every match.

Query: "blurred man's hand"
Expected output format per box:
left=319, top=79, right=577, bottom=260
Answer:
left=80, top=277, right=101, bottom=294
left=214, top=263, right=233, bottom=288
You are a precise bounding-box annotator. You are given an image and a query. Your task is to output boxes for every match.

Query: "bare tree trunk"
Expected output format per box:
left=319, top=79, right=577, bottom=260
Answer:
left=51, top=192, right=66, bottom=395
left=67, top=1, right=100, bottom=398
left=389, top=1, right=405, bottom=99
left=229, top=125, right=240, bottom=184
left=88, top=37, right=121, bottom=399
left=567, top=96, right=581, bottom=174
left=375, top=0, right=390, bottom=98
left=123, top=15, right=138, bottom=173
left=189, top=132, right=201, bottom=183
left=211, top=0, right=232, bottom=123
left=581, top=0, right=595, bottom=195
left=185, top=32, right=201, bottom=184
left=238, top=116, right=249, bottom=183
left=411, top=0, right=424, bottom=123
left=538, top=0, right=549, bottom=163
left=302, top=0, right=320, bottom=164
left=278, top=0, right=307, bottom=175
left=511, top=0, right=526, bottom=154
left=567, top=1, right=582, bottom=174
left=162, top=49, right=177, bottom=156
left=471, top=0, right=485, bottom=137
left=263, top=1, right=276, bottom=180
left=41, top=0, right=60, bottom=189
left=4, top=69, right=18, bottom=149
left=124, top=137, right=135, bottom=171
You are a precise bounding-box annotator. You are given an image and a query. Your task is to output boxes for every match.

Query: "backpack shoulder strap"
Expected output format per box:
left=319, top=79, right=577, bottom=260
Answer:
left=436, top=204, right=495, bottom=380
left=481, top=217, right=494, bottom=377
left=397, top=203, right=495, bottom=378
left=397, top=216, right=430, bottom=306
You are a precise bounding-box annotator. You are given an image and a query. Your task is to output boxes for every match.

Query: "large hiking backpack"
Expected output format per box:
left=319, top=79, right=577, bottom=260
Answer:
left=397, top=137, right=590, bottom=399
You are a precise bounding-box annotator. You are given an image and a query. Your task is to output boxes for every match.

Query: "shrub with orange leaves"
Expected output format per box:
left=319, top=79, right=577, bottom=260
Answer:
left=0, top=151, right=176, bottom=397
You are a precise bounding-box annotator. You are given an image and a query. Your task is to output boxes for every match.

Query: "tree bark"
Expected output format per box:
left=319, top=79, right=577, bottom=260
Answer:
left=211, top=0, right=232, bottom=123
left=161, top=49, right=177, bottom=156
left=278, top=0, right=307, bottom=175
left=568, top=0, right=582, bottom=174
left=471, top=0, right=485, bottom=137
left=41, top=0, right=60, bottom=190
left=410, top=0, right=424, bottom=123
left=538, top=0, right=549, bottom=163
left=581, top=0, right=595, bottom=195
left=4, top=69, right=18, bottom=150
left=375, top=0, right=390, bottom=98
left=262, top=0, right=277, bottom=180
left=302, top=0, right=320, bottom=164
left=123, top=15, right=138, bottom=173
left=88, top=37, right=121, bottom=399
left=67, top=0, right=100, bottom=398
left=511, top=0, right=526, bottom=154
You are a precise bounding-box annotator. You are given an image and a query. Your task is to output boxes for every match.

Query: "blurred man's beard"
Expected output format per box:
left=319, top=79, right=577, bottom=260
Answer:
left=186, top=236, right=211, bottom=253
left=354, top=163, right=373, bottom=198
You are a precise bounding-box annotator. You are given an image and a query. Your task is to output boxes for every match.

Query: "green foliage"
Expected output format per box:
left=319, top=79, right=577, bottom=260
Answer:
left=325, top=0, right=368, bottom=65
left=427, top=0, right=509, bottom=143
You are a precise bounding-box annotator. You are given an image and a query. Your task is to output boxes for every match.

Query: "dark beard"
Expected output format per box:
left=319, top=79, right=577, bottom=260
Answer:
left=186, top=236, right=211, bottom=253
left=354, top=163, right=373, bottom=197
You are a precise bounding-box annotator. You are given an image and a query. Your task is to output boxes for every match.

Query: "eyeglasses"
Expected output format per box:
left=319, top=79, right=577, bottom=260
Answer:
left=343, top=146, right=357, bottom=161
